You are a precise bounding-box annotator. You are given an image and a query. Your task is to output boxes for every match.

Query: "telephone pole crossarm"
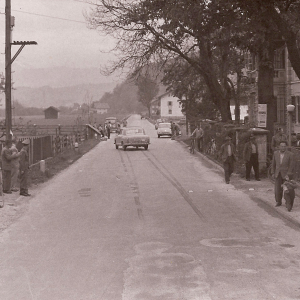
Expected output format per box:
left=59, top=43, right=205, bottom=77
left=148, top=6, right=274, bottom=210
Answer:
left=9, top=41, right=38, bottom=66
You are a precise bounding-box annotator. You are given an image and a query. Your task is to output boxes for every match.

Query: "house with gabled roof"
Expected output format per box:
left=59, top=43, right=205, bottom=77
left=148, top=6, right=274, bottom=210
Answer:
left=93, top=102, right=110, bottom=114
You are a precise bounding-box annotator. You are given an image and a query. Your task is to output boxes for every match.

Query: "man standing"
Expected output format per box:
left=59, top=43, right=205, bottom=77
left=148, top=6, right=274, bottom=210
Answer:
left=19, top=139, right=31, bottom=197
left=11, top=136, right=20, bottom=192
left=191, top=124, right=204, bottom=152
left=243, top=133, right=260, bottom=181
left=271, top=141, right=294, bottom=207
left=1, top=139, right=20, bottom=194
left=106, top=123, right=111, bottom=139
left=219, top=136, right=236, bottom=184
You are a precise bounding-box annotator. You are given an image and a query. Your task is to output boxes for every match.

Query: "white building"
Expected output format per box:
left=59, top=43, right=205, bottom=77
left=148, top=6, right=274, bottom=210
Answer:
left=150, top=92, right=184, bottom=119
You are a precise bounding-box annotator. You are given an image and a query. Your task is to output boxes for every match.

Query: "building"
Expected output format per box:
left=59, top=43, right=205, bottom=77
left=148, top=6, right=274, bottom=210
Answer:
left=150, top=92, right=184, bottom=120
left=44, top=106, right=59, bottom=119
left=93, top=102, right=110, bottom=114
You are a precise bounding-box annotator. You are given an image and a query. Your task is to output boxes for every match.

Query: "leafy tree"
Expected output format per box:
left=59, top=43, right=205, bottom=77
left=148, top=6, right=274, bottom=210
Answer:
left=135, top=74, right=159, bottom=116
left=86, top=0, right=246, bottom=122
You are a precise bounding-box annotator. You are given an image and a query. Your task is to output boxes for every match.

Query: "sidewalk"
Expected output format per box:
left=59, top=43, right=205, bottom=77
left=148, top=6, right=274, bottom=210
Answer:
left=180, top=141, right=300, bottom=228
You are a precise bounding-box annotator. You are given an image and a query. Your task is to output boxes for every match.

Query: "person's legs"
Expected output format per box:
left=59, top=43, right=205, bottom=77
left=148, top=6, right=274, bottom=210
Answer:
left=11, top=164, right=19, bottom=190
left=3, top=170, right=12, bottom=192
left=252, top=154, right=260, bottom=180
left=245, top=160, right=251, bottom=180
left=274, top=174, right=283, bottom=205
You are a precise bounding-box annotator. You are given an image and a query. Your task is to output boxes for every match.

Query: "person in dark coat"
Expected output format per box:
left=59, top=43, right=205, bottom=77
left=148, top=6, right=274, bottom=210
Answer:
left=19, top=139, right=31, bottom=196
left=106, top=123, right=111, bottom=139
left=1, top=139, right=20, bottom=194
left=243, top=133, right=260, bottom=181
left=271, top=140, right=294, bottom=207
left=219, top=136, right=236, bottom=184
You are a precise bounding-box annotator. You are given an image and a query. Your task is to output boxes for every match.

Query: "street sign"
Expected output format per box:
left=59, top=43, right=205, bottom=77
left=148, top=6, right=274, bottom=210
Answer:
left=257, top=104, right=267, bottom=128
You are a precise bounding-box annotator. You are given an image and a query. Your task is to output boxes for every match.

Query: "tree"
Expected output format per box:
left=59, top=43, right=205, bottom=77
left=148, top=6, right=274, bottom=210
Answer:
left=86, top=0, right=246, bottom=122
left=135, top=74, right=159, bottom=116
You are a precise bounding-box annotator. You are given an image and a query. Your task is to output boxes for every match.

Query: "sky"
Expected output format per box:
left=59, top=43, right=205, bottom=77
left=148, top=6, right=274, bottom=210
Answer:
left=0, top=0, right=118, bottom=86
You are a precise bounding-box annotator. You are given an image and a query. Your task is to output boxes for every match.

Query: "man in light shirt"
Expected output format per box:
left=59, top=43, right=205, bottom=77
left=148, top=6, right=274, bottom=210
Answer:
left=243, top=133, right=260, bottom=181
left=191, top=124, right=204, bottom=152
left=271, top=141, right=294, bottom=207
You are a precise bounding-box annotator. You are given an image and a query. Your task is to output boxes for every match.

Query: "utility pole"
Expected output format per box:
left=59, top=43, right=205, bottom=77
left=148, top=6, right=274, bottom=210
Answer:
left=4, top=0, right=37, bottom=139
left=5, top=0, right=12, bottom=139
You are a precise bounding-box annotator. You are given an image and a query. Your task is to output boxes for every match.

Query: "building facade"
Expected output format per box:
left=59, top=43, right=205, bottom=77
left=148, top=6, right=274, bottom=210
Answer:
left=150, top=92, right=184, bottom=120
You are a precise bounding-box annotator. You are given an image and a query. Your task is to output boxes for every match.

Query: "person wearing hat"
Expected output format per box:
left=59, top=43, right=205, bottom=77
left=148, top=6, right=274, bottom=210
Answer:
left=19, top=139, right=31, bottom=196
left=243, top=133, right=260, bottom=181
left=1, top=139, right=20, bottom=194
left=219, top=136, right=236, bottom=184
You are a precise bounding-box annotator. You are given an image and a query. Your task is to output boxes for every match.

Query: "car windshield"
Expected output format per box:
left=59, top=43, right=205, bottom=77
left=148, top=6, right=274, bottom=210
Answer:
left=124, top=128, right=144, bottom=135
left=158, top=123, right=171, bottom=128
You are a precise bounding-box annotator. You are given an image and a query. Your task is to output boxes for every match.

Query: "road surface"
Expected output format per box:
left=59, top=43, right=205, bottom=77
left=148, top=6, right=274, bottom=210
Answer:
left=0, top=114, right=300, bottom=300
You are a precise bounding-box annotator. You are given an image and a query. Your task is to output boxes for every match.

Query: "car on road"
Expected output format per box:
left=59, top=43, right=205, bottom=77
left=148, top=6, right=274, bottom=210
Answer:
left=154, top=119, right=164, bottom=130
left=157, top=122, right=172, bottom=138
left=114, top=127, right=150, bottom=150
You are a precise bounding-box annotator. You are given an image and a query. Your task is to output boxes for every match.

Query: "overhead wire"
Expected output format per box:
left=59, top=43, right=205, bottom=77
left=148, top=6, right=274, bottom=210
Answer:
left=0, top=8, right=87, bottom=24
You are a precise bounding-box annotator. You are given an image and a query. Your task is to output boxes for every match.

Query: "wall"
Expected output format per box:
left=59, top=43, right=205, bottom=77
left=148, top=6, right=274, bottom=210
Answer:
left=160, top=95, right=184, bottom=118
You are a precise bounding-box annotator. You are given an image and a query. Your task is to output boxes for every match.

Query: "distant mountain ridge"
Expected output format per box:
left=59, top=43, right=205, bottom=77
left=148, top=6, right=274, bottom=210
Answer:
left=13, top=83, right=117, bottom=108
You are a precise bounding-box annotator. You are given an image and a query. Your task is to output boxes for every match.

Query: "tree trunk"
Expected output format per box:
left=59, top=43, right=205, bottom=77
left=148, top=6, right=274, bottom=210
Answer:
left=258, top=45, right=275, bottom=141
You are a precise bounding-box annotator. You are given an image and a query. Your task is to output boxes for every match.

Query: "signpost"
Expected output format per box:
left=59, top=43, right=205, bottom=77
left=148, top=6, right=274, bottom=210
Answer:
left=257, top=104, right=267, bottom=128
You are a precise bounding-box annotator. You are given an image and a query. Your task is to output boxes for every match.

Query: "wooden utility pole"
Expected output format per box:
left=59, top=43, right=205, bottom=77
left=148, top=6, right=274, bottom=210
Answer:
left=4, top=0, right=37, bottom=139
left=5, top=0, right=12, bottom=139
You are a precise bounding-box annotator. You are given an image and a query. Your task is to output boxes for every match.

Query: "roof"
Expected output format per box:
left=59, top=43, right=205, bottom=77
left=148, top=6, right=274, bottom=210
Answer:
left=94, top=102, right=110, bottom=109
left=44, top=106, right=60, bottom=112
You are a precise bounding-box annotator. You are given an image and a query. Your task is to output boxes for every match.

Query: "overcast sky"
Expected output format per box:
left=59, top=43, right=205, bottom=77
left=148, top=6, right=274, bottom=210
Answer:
left=0, top=0, right=115, bottom=72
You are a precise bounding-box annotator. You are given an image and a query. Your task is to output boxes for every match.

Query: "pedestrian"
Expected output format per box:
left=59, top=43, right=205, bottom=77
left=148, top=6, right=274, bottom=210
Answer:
left=219, top=136, right=236, bottom=184
left=243, top=133, right=260, bottom=181
left=106, top=123, right=111, bottom=139
left=11, top=136, right=20, bottom=192
left=191, top=124, right=204, bottom=152
left=19, top=139, right=31, bottom=197
left=271, top=127, right=288, bottom=152
left=1, top=139, right=20, bottom=194
left=282, top=177, right=297, bottom=212
left=271, top=141, right=294, bottom=207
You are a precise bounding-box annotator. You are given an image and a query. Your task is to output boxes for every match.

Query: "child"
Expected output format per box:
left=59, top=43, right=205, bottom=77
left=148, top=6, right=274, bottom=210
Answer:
left=282, top=179, right=297, bottom=212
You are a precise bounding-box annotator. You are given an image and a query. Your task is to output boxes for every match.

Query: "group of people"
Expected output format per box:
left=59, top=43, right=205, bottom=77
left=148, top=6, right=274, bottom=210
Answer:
left=1, top=137, right=31, bottom=197
left=97, top=123, right=111, bottom=139
left=219, top=128, right=296, bottom=212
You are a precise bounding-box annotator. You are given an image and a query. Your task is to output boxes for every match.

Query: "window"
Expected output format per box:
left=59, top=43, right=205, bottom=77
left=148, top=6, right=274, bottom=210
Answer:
left=168, top=101, right=172, bottom=106
left=168, top=109, right=172, bottom=114
left=274, top=47, right=285, bottom=69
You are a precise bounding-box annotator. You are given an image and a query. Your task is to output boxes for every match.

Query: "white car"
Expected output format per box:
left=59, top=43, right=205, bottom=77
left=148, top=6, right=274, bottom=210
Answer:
left=157, top=122, right=172, bottom=138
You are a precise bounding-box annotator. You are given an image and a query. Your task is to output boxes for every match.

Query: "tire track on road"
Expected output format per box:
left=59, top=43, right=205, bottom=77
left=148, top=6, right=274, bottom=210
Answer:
left=117, top=150, right=144, bottom=221
left=141, top=151, right=206, bottom=221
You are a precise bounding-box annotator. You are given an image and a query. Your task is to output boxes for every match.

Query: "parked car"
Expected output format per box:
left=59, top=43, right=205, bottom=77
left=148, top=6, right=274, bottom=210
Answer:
left=105, top=117, right=119, bottom=133
left=154, top=119, right=164, bottom=130
left=114, top=127, right=150, bottom=150
left=157, top=122, right=172, bottom=138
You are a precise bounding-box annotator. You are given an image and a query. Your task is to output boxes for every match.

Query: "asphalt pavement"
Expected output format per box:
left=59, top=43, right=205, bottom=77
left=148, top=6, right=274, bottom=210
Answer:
left=1, top=139, right=300, bottom=233
left=179, top=141, right=300, bottom=229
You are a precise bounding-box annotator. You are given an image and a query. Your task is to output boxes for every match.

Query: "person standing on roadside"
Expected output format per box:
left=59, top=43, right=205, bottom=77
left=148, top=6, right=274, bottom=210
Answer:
left=19, top=139, right=31, bottom=197
left=106, top=122, right=111, bottom=139
left=191, top=124, right=204, bottom=152
left=1, top=139, right=20, bottom=194
left=271, top=140, right=294, bottom=207
left=243, top=133, right=260, bottom=181
left=11, top=136, right=20, bottom=192
left=219, top=136, right=236, bottom=184
left=271, top=127, right=288, bottom=152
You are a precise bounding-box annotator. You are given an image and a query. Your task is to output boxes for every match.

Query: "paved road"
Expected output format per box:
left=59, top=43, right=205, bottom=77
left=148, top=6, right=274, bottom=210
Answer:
left=1, top=114, right=300, bottom=299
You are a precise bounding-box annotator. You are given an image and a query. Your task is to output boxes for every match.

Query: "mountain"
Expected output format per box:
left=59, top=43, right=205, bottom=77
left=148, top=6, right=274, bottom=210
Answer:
left=12, top=83, right=117, bottom=108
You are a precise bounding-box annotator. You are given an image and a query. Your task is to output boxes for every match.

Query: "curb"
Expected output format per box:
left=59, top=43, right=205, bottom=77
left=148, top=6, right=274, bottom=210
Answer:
left=179, top=140, right=300, bottom=228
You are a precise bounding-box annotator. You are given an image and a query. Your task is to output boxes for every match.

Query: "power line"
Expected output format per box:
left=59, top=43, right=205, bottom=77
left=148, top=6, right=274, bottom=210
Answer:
left=0, top=8, right=87, bottom=24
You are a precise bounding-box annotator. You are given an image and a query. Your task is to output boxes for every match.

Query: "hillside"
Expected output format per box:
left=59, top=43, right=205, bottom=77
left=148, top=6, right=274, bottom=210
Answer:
left=12, top=83, right=117, bottom=108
